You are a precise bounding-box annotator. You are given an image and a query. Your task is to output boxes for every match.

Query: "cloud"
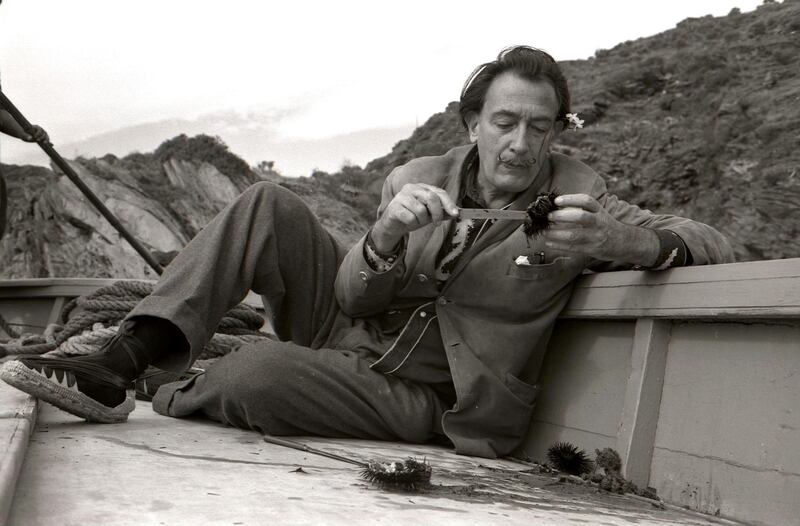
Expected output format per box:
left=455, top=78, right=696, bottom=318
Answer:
left=1, top=109, right=415, bottom=178
left=50, top=106, right=305, bottom=158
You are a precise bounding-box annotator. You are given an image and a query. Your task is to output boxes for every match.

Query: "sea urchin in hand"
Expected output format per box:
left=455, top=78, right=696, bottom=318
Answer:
left=523, top=190, right=560, bottom=237
left=546, top=441, right=593, bottom=475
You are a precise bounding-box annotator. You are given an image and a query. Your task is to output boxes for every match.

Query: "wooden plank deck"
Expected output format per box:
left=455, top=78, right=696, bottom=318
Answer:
left=8, top=401, right=741, bottom=526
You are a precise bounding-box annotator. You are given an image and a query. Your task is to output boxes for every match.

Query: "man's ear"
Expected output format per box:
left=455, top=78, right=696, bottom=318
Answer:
left=465, top=112, right=480, bottom=143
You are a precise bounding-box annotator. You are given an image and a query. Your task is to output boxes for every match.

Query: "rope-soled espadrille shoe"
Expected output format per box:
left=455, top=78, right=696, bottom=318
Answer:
left=0, top=357, right=134, bottom=423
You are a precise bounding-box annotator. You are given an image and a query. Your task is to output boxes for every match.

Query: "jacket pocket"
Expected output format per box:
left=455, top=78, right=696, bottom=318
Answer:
left=505, top=256, right=574, bottom=281
left=505, top=372, right=540, bottom=406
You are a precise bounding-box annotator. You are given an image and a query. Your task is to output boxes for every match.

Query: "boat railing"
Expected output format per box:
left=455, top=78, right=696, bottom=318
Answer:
left=0, top=258, right=798, bottom=525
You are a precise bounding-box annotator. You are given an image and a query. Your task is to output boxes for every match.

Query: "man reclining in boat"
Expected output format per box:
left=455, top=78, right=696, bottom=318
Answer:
left=0, top=46, right=735, bottom=459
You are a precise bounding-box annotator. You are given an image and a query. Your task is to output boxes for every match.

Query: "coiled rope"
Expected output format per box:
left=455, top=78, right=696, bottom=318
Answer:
left=0, top=280, right=270, bottom=360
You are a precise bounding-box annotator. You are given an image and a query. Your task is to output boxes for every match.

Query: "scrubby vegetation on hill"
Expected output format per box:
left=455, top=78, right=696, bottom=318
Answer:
left=353, top=0, right=800, bottom=261
left=153, top=134, right=257, bottom=188
left=559, top=0, right=800, bottom=261
left=364, top=102, right=467, bottom=182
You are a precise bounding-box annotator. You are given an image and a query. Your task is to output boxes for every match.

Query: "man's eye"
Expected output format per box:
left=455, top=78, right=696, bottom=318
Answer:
left=495, top=121, right=514, bottom=129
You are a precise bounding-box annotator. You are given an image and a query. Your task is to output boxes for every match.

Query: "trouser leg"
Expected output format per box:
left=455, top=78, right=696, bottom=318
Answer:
left=138, top=181, right=444, bottom=440
left=129, top=181, right=346, bottom=371
left=154, top=341, right=446, bottom=443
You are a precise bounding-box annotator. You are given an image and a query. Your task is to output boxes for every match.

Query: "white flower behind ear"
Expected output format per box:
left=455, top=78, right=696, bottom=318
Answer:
left=565, top=113, right=584, bottom=130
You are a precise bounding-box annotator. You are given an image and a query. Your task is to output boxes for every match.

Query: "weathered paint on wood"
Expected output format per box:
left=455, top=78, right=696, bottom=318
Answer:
left=0, top=382, right=37, bottom=526
left=563, top=258, right=800, bottom=319
left=616, top=319, right=670, bottom=487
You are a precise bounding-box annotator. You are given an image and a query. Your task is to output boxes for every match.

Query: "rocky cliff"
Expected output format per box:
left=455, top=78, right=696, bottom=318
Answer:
left=0, top=135, right=373, bottom=278
left=1, top=1, right=798, bottom=278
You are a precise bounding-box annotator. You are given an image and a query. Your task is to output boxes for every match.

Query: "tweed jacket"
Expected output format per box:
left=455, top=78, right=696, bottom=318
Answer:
left=334, top=144, right=734, bottom=458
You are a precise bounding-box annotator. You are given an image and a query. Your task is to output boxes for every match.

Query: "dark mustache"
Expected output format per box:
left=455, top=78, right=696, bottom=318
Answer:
left=497, top=154, right=536, bottom=167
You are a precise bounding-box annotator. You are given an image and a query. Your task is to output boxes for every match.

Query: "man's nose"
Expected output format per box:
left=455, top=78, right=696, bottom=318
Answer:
left=508, top=125, right=531, bottom=155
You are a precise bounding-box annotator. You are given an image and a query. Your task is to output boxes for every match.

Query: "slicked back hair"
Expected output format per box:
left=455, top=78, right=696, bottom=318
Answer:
left=459, top=46, right=571, bottom=129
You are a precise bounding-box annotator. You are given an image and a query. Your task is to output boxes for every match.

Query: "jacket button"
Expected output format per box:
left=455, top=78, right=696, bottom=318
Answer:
left=438, top=297, right=448, bottom=306
left=420, top=311, right=427, bottom=318
left=359, top=271, right=368, bottom=282
left=417, top=274, right=428, bottom=282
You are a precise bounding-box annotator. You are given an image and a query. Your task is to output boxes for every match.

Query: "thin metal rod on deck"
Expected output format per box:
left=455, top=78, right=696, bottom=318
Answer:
left=0, top=90, right=164, bottom=275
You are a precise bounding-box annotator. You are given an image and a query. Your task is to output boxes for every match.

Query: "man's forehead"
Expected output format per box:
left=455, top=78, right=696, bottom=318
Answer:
left=482, top=73, right=558, bottom=119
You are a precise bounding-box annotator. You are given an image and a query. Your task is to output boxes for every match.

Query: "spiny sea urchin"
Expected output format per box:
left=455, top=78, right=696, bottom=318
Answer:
left=360, top=458, right=432, bottom=490
left=263, top=435, right=433, bottom=491
left=523, top=190, right=560, bottom=237
left=546, top=441, right=593, bottom=475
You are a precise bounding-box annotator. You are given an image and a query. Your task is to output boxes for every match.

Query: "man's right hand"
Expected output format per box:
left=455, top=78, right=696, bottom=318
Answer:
left=21, top=124, right=50, bottom=144
left=370, top=183, right=459, bottom=253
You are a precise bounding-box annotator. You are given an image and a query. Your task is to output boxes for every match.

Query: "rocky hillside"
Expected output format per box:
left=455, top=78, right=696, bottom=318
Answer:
left=1, top=1, right=797, bottom=278
left=364, top=0, right=800, bottom=262
left=558, top=0, right=800, bottom=262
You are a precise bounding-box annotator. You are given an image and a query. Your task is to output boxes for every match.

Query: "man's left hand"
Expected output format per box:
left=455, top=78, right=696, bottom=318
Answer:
left=543, top=193, right=660, bottom=265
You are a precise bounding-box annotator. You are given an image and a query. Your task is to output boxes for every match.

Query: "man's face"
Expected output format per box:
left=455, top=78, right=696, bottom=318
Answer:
left=466, top=72, right=561, bottom=201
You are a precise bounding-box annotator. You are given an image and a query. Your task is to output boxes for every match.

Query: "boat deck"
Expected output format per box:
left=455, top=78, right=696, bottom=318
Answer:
left=1, top=382, right=740, bottom=526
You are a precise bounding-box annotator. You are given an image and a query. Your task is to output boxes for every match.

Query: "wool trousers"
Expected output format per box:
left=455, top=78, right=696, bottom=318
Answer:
left=131, top=182, right=448, bottom=443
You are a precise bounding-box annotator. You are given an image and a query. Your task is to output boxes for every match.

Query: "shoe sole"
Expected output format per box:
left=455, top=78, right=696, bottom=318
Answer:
left=0, top=360, right=134, bottom=423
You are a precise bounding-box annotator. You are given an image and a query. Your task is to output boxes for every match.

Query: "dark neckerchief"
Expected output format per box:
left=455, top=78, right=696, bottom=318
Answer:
left=434, top=152, right=522, bottom=283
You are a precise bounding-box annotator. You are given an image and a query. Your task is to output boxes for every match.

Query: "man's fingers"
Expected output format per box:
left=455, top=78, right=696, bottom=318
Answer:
left=544, top=224, right=608, bottom=255
left=406, top=184, right=457, bottom=221
left=395, top=206, right=420, bottom=226
left=545, top=228, right=582, bottom=243
left=433, top=188, right=459, bottom=217
left=554, top=194, right=600, bottom=212
left=24, top=126, right=45, bottom=142
left=424, top=197, right=444, bottom=223
left=384, top=183, right=459, bottom=236
left=414, top=184, right=458, bottom=216
left=398, top=195, right=428, bottom=222
left=548, top=207, right=594, bottom=226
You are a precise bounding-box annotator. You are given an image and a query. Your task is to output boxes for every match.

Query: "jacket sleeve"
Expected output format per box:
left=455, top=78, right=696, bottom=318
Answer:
left=334, top=166, right=409, bottom=317
left=588, top=176, right=735, bottom=271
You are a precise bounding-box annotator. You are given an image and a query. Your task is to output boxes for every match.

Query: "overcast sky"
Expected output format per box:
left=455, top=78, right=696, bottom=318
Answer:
left=0, top=0, right=766, bottom=175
